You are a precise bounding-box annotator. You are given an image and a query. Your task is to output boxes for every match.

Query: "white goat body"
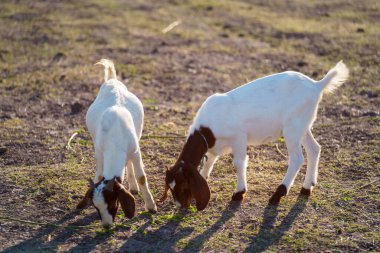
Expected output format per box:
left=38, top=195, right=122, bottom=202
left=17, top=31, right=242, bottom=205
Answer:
left=78, top=59, right=156, bottom=227
left=195, top=61, right=349, bottom=203
left=86, top=61, right=144, bottom=181
left=163, top=61, right=349, bottom=208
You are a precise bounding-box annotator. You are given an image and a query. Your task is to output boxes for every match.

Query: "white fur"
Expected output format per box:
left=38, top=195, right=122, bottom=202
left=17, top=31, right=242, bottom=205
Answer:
left=192, top=61, right=349, bottom=194
left=87, top=59, right=157, bottom=224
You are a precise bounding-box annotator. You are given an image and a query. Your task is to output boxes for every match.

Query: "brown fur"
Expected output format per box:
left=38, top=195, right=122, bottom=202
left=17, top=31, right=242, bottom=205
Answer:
left=176, top=126, right=216, bottom=163
left=232, top=189, right=246, bottom=201
left=103, top=185, right=119, bottom=219
left=76, top=177, right=135, bottom=221
left=117, top=186, right=135, bottom=218
left=163, top=126, right=215, bottom=210
left=269, top=184, right=287, bottom=205
left=138, top=175, right=146, bottom=186
left=103, top=177, right=135, bottom=220
left=300, top=187, right=311, bottom=196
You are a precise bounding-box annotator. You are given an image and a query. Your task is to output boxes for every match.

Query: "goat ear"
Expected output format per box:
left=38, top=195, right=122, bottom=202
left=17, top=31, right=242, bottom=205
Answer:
left=105, top=177, right=116, bottom=192
left=187, top=170, right=210, bottom=211
left=76, top=188, right=93, bottom=209
left=117, top=187, right=135, bottom=219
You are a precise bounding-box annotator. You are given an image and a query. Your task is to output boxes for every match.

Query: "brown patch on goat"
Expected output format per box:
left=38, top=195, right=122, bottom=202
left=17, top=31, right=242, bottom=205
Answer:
left=103, top=188, right=119, bottom=220
left=138, top=175, right=146, bottom=186
left=269, top=184, right=287, bottom=205
left=165, top=166, right=192, bottom=208
left=163, top=126, right=215, bottom=210
left=199, top=126, right=216, bottom=148
left=101, top=177, right=123, bottom=220
left=232, top=189, right=246, bottom=201
left=176, top=126, right=216, bottom=165
left=300, top=187, right=311, bottom=196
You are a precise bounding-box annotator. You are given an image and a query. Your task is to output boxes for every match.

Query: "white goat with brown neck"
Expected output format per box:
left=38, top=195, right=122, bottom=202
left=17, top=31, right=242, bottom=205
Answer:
left=77, top=59, right=156, bottom=227
left=161, top=61, right=349, bottom=210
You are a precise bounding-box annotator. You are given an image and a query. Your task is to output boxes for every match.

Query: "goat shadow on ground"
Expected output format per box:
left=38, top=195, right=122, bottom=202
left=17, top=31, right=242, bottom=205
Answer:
left=117, top=209, right=194, bottom=253
left=183, top=201, right=241, bottom=252
left=3, top=210, right=111, bottom=253
left=243, top=195, right=309, bottom=253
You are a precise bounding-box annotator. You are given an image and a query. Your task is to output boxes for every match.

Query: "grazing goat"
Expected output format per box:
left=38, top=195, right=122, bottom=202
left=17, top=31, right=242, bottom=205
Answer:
left=77, top=59, right=157, bottom=227
left=159, top=61, right=349, bottom=210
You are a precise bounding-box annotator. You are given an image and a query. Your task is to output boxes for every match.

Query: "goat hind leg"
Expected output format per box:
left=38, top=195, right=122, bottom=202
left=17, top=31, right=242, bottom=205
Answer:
left=231, top=140, right=248, bottom=201
left=131, top=150, right=157, bottom=212
left=301, top=130, right=321, bottom=196
left=269, top=133, right=304, bottom=204
left=94, top=147, right=104, bottom=183
left=126, top=160, right=139, bottom=195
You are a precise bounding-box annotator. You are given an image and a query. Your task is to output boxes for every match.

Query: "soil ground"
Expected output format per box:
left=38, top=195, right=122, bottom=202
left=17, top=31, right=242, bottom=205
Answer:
left=0, top=0, right=379, bottom=252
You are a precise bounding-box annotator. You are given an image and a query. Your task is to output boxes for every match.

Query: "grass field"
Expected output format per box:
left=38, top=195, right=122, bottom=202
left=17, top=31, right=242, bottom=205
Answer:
left=0, top=0, right=379, bottom=252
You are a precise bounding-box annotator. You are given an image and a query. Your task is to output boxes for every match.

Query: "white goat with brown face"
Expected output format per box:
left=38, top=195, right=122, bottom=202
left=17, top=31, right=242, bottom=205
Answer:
left=77, top=59, right=157, bottom=227
left=160, top=61, right=349, bottom=210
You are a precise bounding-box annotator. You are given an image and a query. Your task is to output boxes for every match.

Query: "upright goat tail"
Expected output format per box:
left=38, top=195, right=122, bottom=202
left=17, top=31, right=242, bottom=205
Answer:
left=95, top=59, right=117, bottom=82
left=317, top=60, right=349, bottom=94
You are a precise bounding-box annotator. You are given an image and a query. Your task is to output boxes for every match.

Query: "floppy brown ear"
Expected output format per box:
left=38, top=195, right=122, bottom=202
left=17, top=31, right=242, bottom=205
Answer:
left=76, top=188, right=93, bottom=209
left=188, top=170, right=211, bottom=211
left=117, top=187, right=135, bottom=219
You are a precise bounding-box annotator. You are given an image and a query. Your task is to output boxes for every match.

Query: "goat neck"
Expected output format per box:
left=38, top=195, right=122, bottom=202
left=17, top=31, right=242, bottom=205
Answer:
left=176, top=127, right=214, bottom=170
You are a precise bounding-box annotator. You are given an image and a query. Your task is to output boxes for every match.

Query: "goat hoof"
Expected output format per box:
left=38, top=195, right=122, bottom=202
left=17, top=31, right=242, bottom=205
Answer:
left=148, top=208, right=157, bottom=214
left=269, top=184, right=287, bottom=205
left=232, top=190, right=246, bottom=201
left=269, top=196, right=281, bottom=205
left=300, top=187, right=311, bottom=196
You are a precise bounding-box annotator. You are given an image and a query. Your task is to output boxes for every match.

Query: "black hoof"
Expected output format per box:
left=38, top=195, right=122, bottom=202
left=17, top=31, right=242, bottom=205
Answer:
left=300, top=187, right=311, bottom=196
left=148, top=209, right=157, bottom=214
left=232, top=190, right=246, bottom=201
left=269, top=184, right=287, bottom=205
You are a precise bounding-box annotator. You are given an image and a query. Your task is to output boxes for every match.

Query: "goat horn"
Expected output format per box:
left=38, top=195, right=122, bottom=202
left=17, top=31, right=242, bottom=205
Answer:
left=158, top=184, right=169, bottom=202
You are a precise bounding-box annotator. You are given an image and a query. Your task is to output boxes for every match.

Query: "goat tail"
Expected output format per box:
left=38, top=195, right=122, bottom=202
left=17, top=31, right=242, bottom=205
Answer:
left=316, top=60, right=349, bottom=94
left=95, top=59, right=117, bottom=82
